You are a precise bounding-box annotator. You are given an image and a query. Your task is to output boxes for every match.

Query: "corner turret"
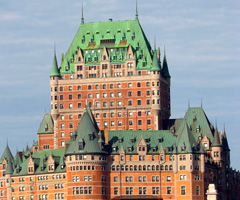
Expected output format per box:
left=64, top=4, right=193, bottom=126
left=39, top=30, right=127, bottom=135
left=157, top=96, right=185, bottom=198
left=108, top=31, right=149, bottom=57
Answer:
left=50, top=50, right=60, bottom=77
left=161, top=49, right=171, bottom=78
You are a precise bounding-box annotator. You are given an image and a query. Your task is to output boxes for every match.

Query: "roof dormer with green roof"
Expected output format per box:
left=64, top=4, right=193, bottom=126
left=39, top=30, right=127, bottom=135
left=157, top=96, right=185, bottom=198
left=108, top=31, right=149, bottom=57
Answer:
left=58, top=15, right=159, bottom=74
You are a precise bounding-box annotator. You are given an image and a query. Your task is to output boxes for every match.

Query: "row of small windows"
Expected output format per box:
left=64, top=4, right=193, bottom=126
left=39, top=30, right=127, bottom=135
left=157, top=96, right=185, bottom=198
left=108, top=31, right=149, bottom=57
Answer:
left=111, top=165, right=173, bottom=171
left=53, top=81, right=166, bottom=92
left=113, top=187, right=171, bottom=195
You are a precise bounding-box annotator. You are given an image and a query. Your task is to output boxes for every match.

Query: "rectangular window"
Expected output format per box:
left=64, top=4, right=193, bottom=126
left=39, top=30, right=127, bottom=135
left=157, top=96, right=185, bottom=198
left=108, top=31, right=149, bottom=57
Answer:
left=167, top=187, right=171, bottom=194
left=181, top=186, right=186, bottom=195
left=114, top=187, right=118, bottom=195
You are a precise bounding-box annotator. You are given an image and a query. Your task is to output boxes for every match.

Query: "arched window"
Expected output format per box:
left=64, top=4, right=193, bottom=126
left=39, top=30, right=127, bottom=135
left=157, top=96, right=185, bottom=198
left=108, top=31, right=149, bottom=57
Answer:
left=116, top=165, right=119, bottom=171
left=138, top=165, right=142, bottom=171
left=78, top=57, right=81, bottom=62
left=143, top=165, right=146, bottom=171
left=130, top=165, right=133, bottom=171
left=103, top=55, right=106, bottom=60
left=147, top=165, right=151, bottom=171
left=160, top=165, right=164, bottom=170
left=152, top=165, right=155, bottom=171
left=169, top=165, right=173, bottom=170
left=125, top=165, right=128, bottom=171
left=134, top=165, right=137, bottom=171
left=156, top=165, right=159, bottom=170
left=165, top=165, right=168, bottom=171
left=112, top=165, right=115, bottom=171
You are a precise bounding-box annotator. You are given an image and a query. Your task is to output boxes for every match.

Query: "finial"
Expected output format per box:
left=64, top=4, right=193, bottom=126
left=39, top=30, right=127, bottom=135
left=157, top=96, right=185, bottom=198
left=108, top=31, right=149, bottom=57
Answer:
left=54, top=42, right=56, bottom=55
left=135, top=0, right=138, bottom=20
left=164, top=45, right=166, bottom=56
left=201, top=98, right=203, bottom=108
left=154, top=36, right=156, bottom=50
left=7, top=138, right=8, bottom=147
left=188, top=98, right=190, bottom=108
left=81, top=2, right=84, bottom=24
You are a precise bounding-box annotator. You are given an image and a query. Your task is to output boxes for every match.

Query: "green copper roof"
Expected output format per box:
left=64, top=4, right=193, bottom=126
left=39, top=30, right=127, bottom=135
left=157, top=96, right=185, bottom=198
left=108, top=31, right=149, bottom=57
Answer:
left=14, top=152, right=23, bottom=167
left=107, top=130, right=177, bottom=154
left=222, top=129, right=230, bottom=151
left=66, top=109, right=107, bottom=155
left=38, top=113, right=54, bottom=134
left=13, top=148, right=66, bottom=176
left=6, top=161, right=14, bottom=174
left=177, top=121, right=196, bottom=153
left=60, top=19, right=154, bottom=74
left=0, top=144, right=14, bottom=164
left=212, top=127, right=221, bottom=147
left=151, top=50, right=161, bottom=71
left=50, top=52, right=60, bottom=77
left=176, top=107, right=214, bottom=143
left=161, top=53, right=170, bottom=77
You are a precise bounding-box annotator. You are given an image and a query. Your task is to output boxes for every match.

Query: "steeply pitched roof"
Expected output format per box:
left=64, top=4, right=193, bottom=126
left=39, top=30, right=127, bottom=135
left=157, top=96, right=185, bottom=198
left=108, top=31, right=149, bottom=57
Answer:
left=176, top=107, right=214, bottom=143
left=38, top=113, right=54, bottom=134
left=12, top=148, right=66, bottom=176
left=50, top=52, right=60, bottom=77
left=107, top=130, right=177, bottom=154
left=6, top=161, right=14, bottom=174
left=212, top=127, right=222, bottom=147
left=66, top=109, right=106, bottom=155
left=0, top=144, right=14, bottom=164
left=161, top=52, right=170, bottom=77
left=222, top=129, right=230, bottom=151
left=151, top=50, right=161, bottom=71
left=177, top=120, right=196, bottom=153
left=60, top=18, right=153, bottom=74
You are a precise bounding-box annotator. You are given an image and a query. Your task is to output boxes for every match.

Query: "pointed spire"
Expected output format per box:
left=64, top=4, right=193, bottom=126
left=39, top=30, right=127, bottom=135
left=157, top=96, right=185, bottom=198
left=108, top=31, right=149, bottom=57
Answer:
left=81, top=2, right=84, bottom=25
left=6, top=161, right=14, bottom=174
left=161, top=46, right=171, bottom=77
left=212, top=125, right=221, bottom=147
left=135, top=0, right=139, bottom=20
left=151, top=39, right=160, bottom=71
left=222, top=125, right=230, bottom=151
left=50, top=45, right=60, bottom=77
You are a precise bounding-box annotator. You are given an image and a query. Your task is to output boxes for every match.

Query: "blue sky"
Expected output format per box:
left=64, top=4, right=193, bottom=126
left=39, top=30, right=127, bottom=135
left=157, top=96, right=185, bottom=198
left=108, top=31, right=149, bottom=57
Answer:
left=0, top=0, right=239, bottom=168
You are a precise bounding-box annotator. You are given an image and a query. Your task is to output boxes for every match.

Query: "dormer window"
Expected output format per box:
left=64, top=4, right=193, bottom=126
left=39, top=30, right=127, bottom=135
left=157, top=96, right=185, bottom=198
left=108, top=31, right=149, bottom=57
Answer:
left=118, top=138, right=123, bottom=143
left=127, top=147, right=132, bottom=152
left=152, top=147, right=157, bottom=152
left=45, top=124, right=48, bottom=132
left=130, top=138, right=135, bottom=143
left=79, top=144, right=83, bottom=150
left=145, top=138, right=150, bottom=143
left=158, top=138, right=163, bottom=143
left=204, top=143, right=208, bottom=149
left=181, top=146, right=186, bottom=151
left=112, top=147, right=117, bottom=152
left=89, top=134, right=94, bottom=141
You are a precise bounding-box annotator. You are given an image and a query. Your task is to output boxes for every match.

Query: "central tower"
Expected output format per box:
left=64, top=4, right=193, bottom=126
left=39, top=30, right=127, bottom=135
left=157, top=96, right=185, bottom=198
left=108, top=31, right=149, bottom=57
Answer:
left=49, top=11, right=171, bottom=149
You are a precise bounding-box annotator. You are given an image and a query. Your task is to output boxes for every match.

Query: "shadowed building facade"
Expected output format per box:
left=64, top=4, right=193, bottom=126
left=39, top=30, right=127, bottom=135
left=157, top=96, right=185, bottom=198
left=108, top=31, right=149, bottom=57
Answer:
left=0, top=6, right=239, bottom=200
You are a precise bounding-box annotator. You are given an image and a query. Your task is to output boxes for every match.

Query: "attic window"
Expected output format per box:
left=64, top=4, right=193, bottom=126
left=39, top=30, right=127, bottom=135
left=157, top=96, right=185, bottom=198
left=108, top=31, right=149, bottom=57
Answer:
left=196, top=127, right=200, bottom=133
left=145, top=138, right=150, bottom=143
left=65, top=66, right=69, bottom=71
left=79, top=144, right=83, bottom=150
left=118, top=138, right=123, bottom=143
left=168, top=147, right=173, bottom=152
left=117, top=30, right=121, bottom=33
left=112, top=147, right=117, bottom=152
left=181, top=146, right=186, bottom=151
left=128, top=147, right=132, bottom=152
left=89, top=134, right=94, bottom=141
left=130, top=138, right=135, bottom=143
left=86, top=32, right=90, bottom=35
left=152, top=147, right=157, bottom=152
left=106, top=30, right=110, bottom=33
left=158, top=138, right=163, bottom=143
left=96, top=31, right=100, bottom=34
